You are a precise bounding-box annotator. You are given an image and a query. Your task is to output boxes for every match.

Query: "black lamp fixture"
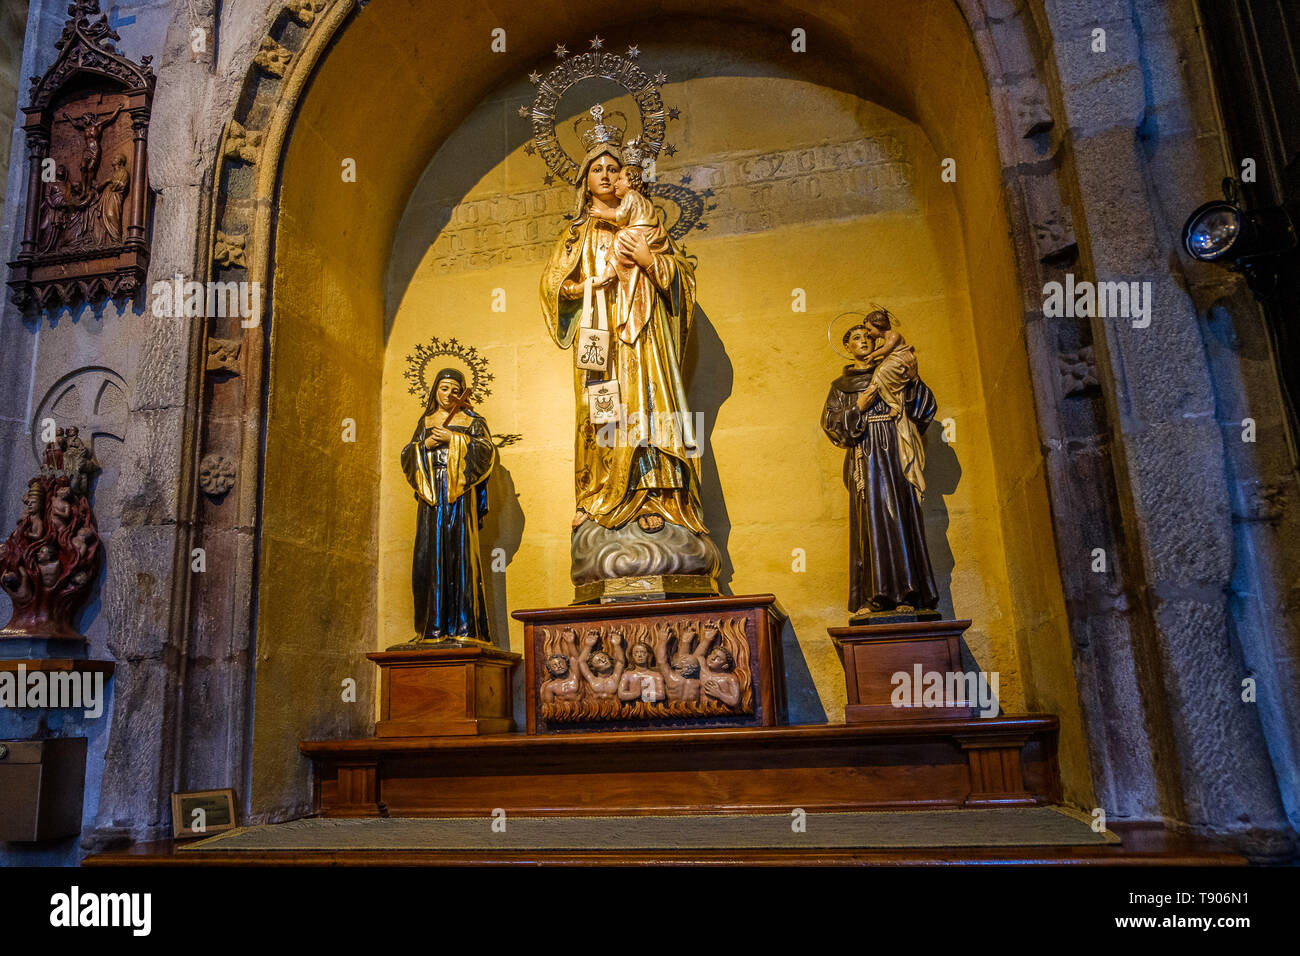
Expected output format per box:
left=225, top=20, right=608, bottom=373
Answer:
left=1182, top=177, right=1297, bottom=299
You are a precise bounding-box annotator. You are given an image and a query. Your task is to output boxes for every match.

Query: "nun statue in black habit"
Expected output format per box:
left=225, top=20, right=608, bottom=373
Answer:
left=822, top=311, right=940, bottom=619
left=400, top=367, right=496, bottom=643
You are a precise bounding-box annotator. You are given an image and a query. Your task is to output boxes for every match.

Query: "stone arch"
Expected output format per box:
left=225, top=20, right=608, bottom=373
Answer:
left=166, top=0, right=1146, bottom=827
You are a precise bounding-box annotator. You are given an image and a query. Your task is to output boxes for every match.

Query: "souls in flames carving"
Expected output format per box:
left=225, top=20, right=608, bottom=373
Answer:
left=539, top=617, right=751, bottom=721
left=1, top=427, right=102, bottom=640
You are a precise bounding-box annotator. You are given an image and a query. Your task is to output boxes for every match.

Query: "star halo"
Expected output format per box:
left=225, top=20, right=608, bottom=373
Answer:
left=520, top=43, right=669, bottom=187
left=404, top=336, right=495, bottom=407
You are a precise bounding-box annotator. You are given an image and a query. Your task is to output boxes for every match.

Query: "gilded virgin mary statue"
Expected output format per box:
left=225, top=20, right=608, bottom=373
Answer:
left=539, top=105, right=719, bottom=602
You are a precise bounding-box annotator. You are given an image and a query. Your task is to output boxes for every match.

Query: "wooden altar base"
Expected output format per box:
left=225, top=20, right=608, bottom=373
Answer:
left=300, top=716, right=1059, bottom=818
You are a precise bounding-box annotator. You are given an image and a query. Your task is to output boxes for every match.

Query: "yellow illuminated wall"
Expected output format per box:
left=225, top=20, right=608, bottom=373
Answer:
left=381, top=70, right=1060, bottom=740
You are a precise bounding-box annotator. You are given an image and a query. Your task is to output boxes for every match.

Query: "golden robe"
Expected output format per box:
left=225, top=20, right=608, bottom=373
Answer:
left=540, top=214, right=705, bottom=533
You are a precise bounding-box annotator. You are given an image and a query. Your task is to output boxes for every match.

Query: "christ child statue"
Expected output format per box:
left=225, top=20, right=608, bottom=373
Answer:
left=858, top=308, right=918, bottom=420
left=587, top=147, right=668, bottom=345
left=589, top=162, right=659, bottom=286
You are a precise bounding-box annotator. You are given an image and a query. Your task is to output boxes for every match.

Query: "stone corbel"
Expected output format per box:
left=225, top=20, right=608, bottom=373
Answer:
left=213, top=232, right=248, bottom=269
left=206, top=338, right=242, bottom=376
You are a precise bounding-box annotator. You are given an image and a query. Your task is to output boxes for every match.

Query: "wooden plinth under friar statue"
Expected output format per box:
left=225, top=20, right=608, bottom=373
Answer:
left=822, top=309, right=990, bottom=725
left=302, top=55, right=1060, bottom=821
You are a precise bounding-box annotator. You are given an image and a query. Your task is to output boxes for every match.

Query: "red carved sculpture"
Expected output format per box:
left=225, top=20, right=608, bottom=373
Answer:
left=0, top=431, right=102, bottom=641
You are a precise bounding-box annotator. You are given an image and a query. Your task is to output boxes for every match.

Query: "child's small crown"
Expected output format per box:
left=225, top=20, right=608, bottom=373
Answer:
left=622, top=136, right=648, bottom=169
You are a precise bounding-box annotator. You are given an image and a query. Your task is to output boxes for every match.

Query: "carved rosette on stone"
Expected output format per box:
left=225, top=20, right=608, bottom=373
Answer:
left=198, top=453, right=236, bottom=498
left=7, top=0, right=155, bottom=311
left=0, top=430, right=103, bottom=642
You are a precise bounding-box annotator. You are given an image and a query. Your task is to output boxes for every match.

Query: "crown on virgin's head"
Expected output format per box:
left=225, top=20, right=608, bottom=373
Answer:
left=576, top=103, right=626, bottom=152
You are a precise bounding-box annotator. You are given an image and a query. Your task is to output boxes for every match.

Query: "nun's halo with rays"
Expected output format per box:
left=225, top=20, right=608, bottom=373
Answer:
left=404, top=335, right=495, bottom=408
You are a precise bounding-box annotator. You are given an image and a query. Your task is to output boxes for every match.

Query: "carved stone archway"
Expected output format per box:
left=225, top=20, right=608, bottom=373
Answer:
left=195, top=0, right=1101, bottom=823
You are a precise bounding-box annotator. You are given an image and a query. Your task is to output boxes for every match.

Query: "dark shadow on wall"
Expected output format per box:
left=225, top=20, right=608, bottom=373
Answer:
left=780, top=617, right=827, bottom=724
left=481, top=462, right=525, bottom=653
left=683, top=304, right=734, bottom=593
left=921, top=427, right=989, bottom=708
left=920, top=426, right=959, bottom=620
left=480, top=462, right=529, bottom=732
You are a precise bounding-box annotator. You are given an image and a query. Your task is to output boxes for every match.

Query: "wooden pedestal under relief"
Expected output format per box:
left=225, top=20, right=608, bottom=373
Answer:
left=368, top=645, right=520, bottom=737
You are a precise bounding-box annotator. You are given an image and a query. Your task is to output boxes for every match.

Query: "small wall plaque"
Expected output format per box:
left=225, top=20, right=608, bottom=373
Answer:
left=170, top=788, right=237, bottom=840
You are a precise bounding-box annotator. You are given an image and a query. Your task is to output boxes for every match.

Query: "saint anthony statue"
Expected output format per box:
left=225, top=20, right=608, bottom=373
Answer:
left=539, top=108, right=703, bottom=536
left=822, top=311, right=939, bottom=617
left=400, top=368, right=496, bottom=643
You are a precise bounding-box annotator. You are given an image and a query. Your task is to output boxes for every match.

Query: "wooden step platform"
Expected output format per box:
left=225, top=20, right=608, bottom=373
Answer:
left=299, top=716, right=1061, bottom=817
left=82, top=717, right=1252, bottom=866
left=82, top=823, right=1247, bottom=866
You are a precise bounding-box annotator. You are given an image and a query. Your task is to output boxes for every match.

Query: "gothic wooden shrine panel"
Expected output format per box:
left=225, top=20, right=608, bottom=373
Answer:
left=7, top=1, right=154, bottom=310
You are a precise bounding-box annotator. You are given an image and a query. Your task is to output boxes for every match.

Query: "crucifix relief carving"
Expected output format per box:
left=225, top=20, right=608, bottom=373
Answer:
left=7, top=0, right=155, bottom=311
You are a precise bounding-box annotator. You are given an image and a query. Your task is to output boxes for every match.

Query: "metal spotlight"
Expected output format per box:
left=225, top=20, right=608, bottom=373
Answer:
left=1183, top=200, right=1243, bottom=261
left=1182, top=178, right=1297, bottom=298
